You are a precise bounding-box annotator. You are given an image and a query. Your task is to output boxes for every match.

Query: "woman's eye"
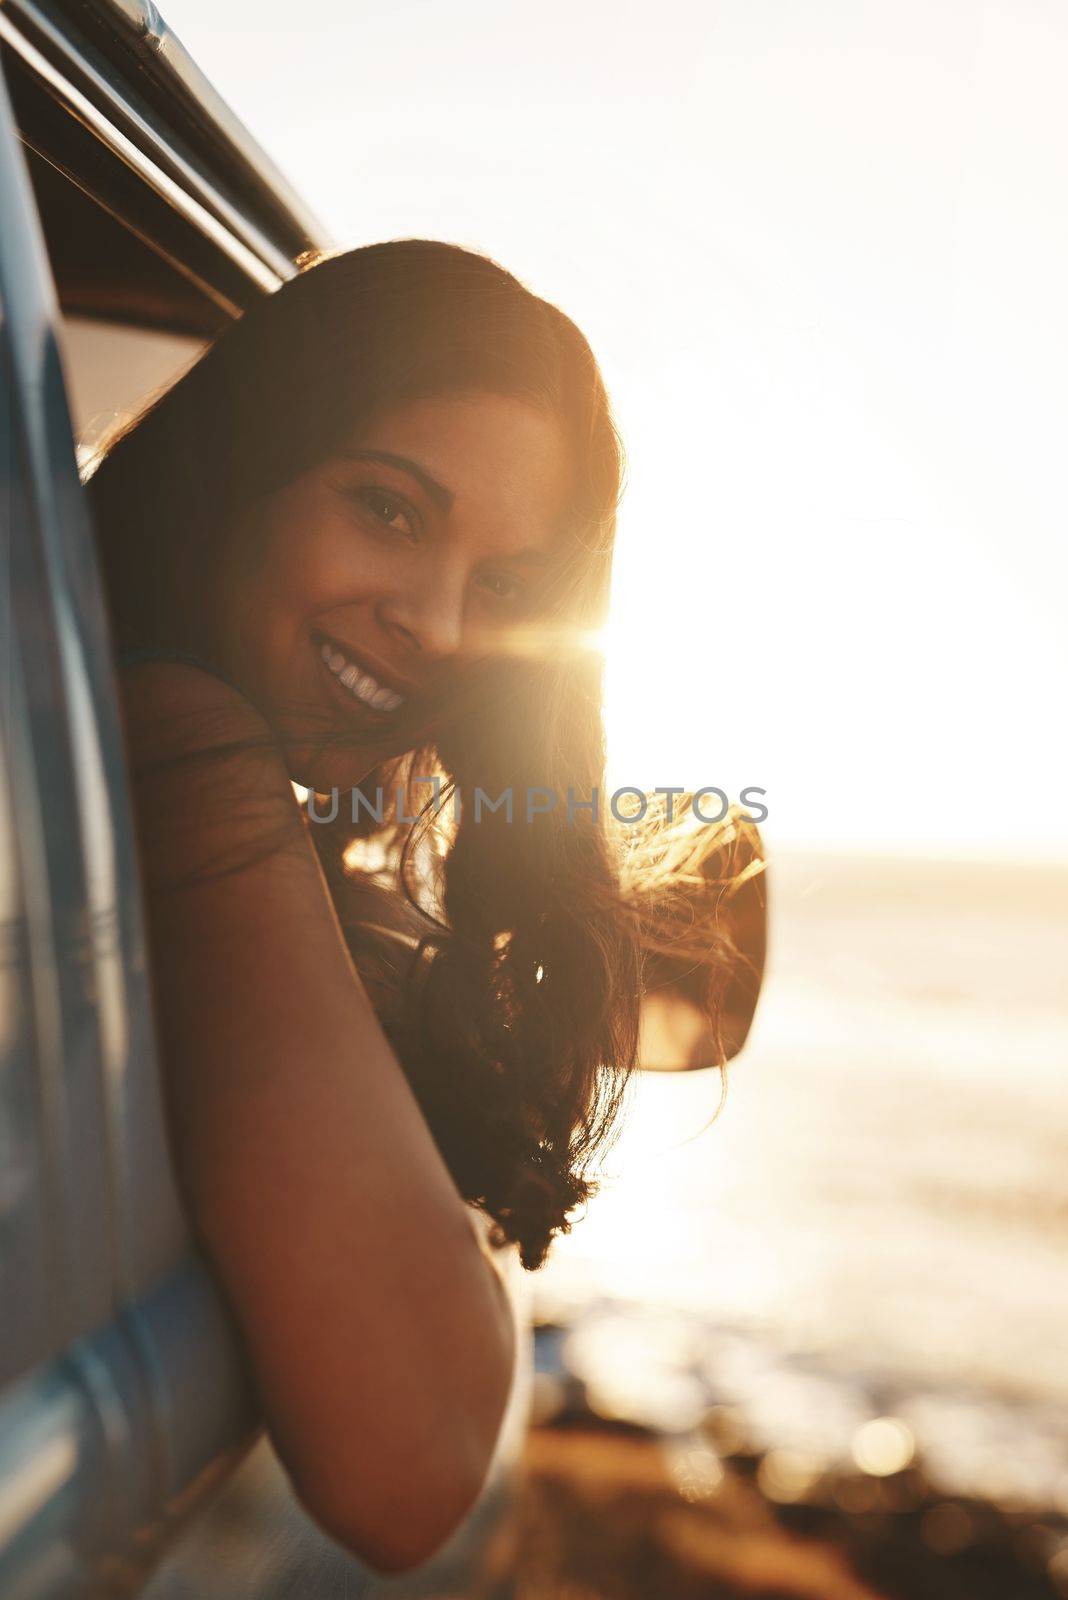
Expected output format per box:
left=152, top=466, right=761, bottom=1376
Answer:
left=353, top=486, right=420, bottom=542
left=478, top=571, right=527, bottom=607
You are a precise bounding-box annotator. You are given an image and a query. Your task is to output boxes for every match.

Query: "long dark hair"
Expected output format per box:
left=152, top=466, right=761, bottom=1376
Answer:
left=87, top=240, right=761, bottom=1269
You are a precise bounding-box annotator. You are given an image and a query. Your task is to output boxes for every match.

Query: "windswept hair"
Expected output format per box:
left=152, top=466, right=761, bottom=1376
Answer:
left=87, top=240, right=764, bottom=1269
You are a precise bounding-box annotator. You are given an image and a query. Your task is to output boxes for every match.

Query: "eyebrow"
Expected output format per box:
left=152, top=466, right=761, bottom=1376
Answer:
left=340, top=448, right=454, bottom=514
left=341, top=447, right=556, bottom=566
left=506, top=547, right=553, bottom=567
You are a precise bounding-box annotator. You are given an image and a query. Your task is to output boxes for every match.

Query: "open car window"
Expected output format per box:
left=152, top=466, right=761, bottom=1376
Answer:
left=61, top=316, right=204, bottom=465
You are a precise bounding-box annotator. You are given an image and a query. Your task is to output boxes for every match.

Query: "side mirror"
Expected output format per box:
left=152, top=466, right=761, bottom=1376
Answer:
left=637, top=823, right=768, bottom=1072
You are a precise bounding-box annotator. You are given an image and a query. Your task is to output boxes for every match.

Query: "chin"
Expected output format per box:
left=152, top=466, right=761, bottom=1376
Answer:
left=282, top=739, right=386, bottom=799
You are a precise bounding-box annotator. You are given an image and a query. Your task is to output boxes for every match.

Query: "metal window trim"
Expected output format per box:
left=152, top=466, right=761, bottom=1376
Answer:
left=0, top=0, right=309, bottom=305
left=73, top=0, right=327, bottom=251
left=0, top=34, right=188, bottom=1352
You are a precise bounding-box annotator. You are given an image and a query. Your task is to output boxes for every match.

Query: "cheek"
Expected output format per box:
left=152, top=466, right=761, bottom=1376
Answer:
left=260, top=522, right=380, bottom=623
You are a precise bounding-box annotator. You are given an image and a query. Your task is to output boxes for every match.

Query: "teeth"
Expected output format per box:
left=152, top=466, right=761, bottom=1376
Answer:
left=319, top=639, right=404, bottom=713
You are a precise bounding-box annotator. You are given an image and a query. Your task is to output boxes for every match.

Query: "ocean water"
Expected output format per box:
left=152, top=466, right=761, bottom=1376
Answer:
left=534, top=851, right=1068, bottom=1507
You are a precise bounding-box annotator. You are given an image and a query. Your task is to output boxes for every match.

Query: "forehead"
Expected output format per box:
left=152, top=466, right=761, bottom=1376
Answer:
left=340, top=392, right=573, bottom=551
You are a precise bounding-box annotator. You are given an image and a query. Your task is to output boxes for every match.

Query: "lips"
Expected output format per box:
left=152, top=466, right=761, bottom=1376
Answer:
left=315, top=634, right=408, bottom=717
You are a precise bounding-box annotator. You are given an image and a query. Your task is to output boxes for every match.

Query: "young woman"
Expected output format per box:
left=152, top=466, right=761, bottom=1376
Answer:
left=86, top=240, right=764, bottom=1573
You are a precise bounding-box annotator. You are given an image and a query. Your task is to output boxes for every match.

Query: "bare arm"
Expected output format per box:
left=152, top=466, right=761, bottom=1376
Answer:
left=119, top=659, right=517, bottom=1573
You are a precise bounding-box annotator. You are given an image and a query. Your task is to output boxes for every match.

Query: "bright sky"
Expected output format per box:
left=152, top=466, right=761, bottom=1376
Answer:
left=163, top=0, right=1067, bottom=860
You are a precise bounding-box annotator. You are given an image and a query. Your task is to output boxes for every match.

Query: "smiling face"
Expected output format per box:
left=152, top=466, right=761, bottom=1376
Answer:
left=204, top=391, right=574, bottom=791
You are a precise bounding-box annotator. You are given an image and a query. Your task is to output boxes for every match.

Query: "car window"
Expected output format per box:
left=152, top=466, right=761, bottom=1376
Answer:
left=60, top=316, right=206, bottom=468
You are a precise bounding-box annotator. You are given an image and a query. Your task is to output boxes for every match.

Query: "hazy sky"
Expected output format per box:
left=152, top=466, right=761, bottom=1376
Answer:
left=163, top=0, right=1067, bottom=859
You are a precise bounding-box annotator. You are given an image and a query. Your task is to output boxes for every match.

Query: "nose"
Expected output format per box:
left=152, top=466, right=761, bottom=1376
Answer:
left=376, top=573, right=465, bottom=669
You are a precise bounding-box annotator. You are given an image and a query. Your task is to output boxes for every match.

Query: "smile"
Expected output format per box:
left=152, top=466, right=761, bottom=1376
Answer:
left=318, top=638, right=405, bottom=713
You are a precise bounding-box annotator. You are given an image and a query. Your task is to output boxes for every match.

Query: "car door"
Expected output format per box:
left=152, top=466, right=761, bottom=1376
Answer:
left=0, top=44, right=266, bottom=1596
left=0, top=11, right=533, bottom=1592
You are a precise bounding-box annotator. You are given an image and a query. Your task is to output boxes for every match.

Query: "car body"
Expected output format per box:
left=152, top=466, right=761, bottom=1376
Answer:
left=0, top=3, right=531, bottom=1594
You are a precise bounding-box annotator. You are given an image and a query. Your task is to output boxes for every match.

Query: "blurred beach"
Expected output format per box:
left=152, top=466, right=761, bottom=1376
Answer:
left=129, top=851, right=1068, bottom=1600
left=519, top=850, right=1068, bottom=1594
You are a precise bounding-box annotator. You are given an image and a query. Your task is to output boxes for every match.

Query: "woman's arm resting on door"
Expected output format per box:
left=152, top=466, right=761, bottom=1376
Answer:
left=119, top=659, right=517, bottom=1574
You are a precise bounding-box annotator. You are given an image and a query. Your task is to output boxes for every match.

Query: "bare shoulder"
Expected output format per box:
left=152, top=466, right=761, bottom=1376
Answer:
left=118, top=656, right=275, bottom=760
left=117, top=656, right=303, bottom=891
